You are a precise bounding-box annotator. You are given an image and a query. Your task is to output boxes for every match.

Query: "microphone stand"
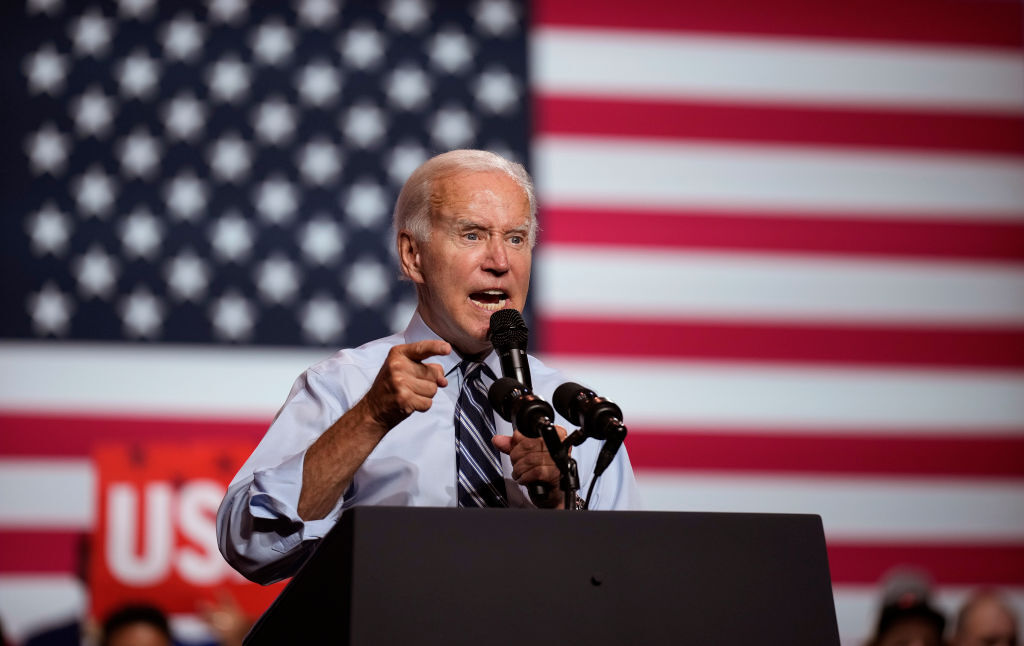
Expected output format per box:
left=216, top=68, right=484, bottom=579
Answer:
left=542, top=421, right=627, bottom=511
left=536, top=419, right=581, bottom=510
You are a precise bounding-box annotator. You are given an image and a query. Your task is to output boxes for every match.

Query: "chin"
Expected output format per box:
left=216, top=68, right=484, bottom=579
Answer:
left=460, top=327, right=492, bottom=354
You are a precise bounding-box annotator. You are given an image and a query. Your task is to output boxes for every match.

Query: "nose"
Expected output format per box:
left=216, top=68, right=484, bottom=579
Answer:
left=482, top=236, right=510, bottom=274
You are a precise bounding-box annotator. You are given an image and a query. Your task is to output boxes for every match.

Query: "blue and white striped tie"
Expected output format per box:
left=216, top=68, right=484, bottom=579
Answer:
left=455, top=361, right=508, bottom=507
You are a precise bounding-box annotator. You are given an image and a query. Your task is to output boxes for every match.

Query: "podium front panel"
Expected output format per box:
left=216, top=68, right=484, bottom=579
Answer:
left=245, top=507, right=840, bottom=645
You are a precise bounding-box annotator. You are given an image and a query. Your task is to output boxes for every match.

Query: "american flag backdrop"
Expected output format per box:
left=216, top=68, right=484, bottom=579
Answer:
left=1, top=0, right=1023, bottom=644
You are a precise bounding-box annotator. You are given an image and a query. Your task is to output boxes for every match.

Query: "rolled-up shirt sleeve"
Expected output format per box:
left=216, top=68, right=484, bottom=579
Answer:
left=216, top=360, right=365, bottom=584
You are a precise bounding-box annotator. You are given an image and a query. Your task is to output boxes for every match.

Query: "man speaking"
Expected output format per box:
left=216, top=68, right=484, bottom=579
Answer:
left=217, top=150, right=640, bottom=584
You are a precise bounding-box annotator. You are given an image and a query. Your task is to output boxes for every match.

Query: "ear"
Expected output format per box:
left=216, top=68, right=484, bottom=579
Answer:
left=398, top=229, right=425, bottom=284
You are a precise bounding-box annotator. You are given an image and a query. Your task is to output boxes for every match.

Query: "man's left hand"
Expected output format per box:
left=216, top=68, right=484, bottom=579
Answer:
left=492, top=428, right=567, bottom=509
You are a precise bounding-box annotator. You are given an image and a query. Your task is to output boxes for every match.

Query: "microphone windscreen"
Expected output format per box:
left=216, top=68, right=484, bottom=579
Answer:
left=488, top=376, right=528, bottom=420
left=488, top=308, right=528, bottom=348
left=553, top=381, right=588, bottom=421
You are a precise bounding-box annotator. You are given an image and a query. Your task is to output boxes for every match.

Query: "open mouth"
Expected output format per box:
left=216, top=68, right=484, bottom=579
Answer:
left=469, top=289, right=508, bottom=311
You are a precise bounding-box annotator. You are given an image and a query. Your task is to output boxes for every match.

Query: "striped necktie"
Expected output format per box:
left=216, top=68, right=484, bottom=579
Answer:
left=455, top=360, right=508, bottom=507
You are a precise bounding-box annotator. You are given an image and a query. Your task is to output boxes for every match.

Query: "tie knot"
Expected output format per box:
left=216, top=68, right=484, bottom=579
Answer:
left=460, top=360, right=493, bottom=383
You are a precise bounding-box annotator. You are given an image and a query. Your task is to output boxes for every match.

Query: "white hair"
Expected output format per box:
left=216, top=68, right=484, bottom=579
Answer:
left=392, top=149, right=538, bottom=249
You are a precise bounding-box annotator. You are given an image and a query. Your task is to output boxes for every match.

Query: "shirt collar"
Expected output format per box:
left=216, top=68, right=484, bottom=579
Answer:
left=401, top=310, right=499, bottom=379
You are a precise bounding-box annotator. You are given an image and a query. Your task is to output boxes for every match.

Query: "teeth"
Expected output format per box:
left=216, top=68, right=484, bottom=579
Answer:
left=470, top=298, right=507, bottom=311
left=470, top=291, right=508, bottom=311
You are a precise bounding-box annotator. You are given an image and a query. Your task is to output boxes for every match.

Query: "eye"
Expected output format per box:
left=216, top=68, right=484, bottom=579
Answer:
left=509, top=235, right=524, bottom=245
left=465, top=231, right=480, bottom=241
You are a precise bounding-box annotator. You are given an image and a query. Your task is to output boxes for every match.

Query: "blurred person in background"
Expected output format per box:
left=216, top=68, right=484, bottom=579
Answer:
left=196, top=592, right=252, bottom=646
left=23, top=592, right=249, bottom=646
left=99, top=605, right=172, bottom=646
left=866, top=569, right=947, bottom=646
left=952, top=589, right=1018, bottom=646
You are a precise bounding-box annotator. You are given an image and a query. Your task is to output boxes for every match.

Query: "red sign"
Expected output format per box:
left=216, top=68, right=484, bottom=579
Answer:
left=90, top=442, right=285, bottom=620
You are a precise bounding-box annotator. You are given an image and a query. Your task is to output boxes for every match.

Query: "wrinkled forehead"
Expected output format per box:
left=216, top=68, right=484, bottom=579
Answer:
left=427, top=170, right=529, bottom=219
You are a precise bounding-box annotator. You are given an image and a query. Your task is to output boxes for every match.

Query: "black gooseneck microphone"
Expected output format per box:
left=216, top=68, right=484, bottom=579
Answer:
left=553, top=382, right=628, bottom=479
left=488, top=308, right=532, bottom=391
left=488, top=377, right=553, bottom=440
left=553, top=382, right=624, bottom=441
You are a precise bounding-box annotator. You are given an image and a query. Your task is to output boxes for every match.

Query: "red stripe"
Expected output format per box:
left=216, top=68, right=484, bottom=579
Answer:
left=538, top=208, right=1024, bottom=261
left=626, top=430, right=1024, bottom=478
left=540, top=318, right=1024, bottom=370
left=6, top=417, right=1024, bottom=477
left=0, top=530, right=81, bottom=574
left=534, top=0, right=1024, bottom=48
left=0, top=412, right=267, bottom=457
left=827, top=542, right=1024, bottom=585
left=537, top=96, right=1024, bottom=155
left=2, top=529, right=1020, bottom=585
left=9, top=415, right=1022, bottom=478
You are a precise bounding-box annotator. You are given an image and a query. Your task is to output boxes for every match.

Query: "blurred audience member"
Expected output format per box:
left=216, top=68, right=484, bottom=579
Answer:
left=866, top=569, right=947, bottom=646
left=100, top=605, right=172, bottom=646
left=952, top=589, right=1018, bottom=646
left=24, top=596, right=252, bottom=646
left=196, top=592, right=252, bottom=646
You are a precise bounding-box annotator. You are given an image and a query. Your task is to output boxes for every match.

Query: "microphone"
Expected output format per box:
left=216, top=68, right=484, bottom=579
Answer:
left=553, top=382, right=624, bottom=440
left=488, top=309, right=532, bottom=390
left=488, top=377, right=553, bottom=440
left=553, top=382, right=627, bottom=477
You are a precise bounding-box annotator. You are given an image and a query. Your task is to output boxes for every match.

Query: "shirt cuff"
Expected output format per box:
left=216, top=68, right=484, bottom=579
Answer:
left=248, top=450, right=344, bottom=553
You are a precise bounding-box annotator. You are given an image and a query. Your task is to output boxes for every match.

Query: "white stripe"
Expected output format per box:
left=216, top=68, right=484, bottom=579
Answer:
left=635, top=471, right=1024, bottom=542
left=458, top=389, right=502, bottom=471
left=540, top=357, right=1024, bottom=432
left=0, top=451, right=496, bottom=527
left=533, top=27, right=1024, bottom=112
left=170, top=614, right=218, bottom=644
left=0, top=341, right=326, bottom=416
left=457, top=471, right=494, bottom=508
left=536, top=246, right=1024, bottom=324
left=5, top=343, right=1017, bottom=433
left=6, top=459, right=1022, bottom=541
left=458, top=432, right=502, bottom=484
left=460, top=433, right=502, bottom=474
left=0, top=460, right=93, bottom=528
left=0, top=575, right=86, bottom=643
left=535, top=137, right=1024, bottom=217
left=834, top=585, right=1024, bottom=646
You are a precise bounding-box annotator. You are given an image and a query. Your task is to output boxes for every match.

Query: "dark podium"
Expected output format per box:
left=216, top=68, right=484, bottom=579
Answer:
left=245, top=507, right=839, bottom=645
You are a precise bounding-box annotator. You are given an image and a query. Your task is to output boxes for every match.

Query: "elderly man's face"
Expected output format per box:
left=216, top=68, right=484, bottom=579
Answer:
left=956, top=598, right=1018, bottom=646
left=401, top=170, right=532, bottom=356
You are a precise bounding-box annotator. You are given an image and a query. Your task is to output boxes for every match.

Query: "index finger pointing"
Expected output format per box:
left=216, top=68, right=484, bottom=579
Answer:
left=399, top=339, right=452, bottom=362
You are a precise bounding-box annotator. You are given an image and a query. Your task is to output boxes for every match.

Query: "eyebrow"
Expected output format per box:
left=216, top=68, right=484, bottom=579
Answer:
left=454, top=218, right=484, bottom=230
left=454, top=218, right=529, bottom=236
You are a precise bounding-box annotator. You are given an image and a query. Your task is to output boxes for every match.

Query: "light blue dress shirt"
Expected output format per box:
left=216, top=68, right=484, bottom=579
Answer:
left=217, top=313, right=642, bottom=584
